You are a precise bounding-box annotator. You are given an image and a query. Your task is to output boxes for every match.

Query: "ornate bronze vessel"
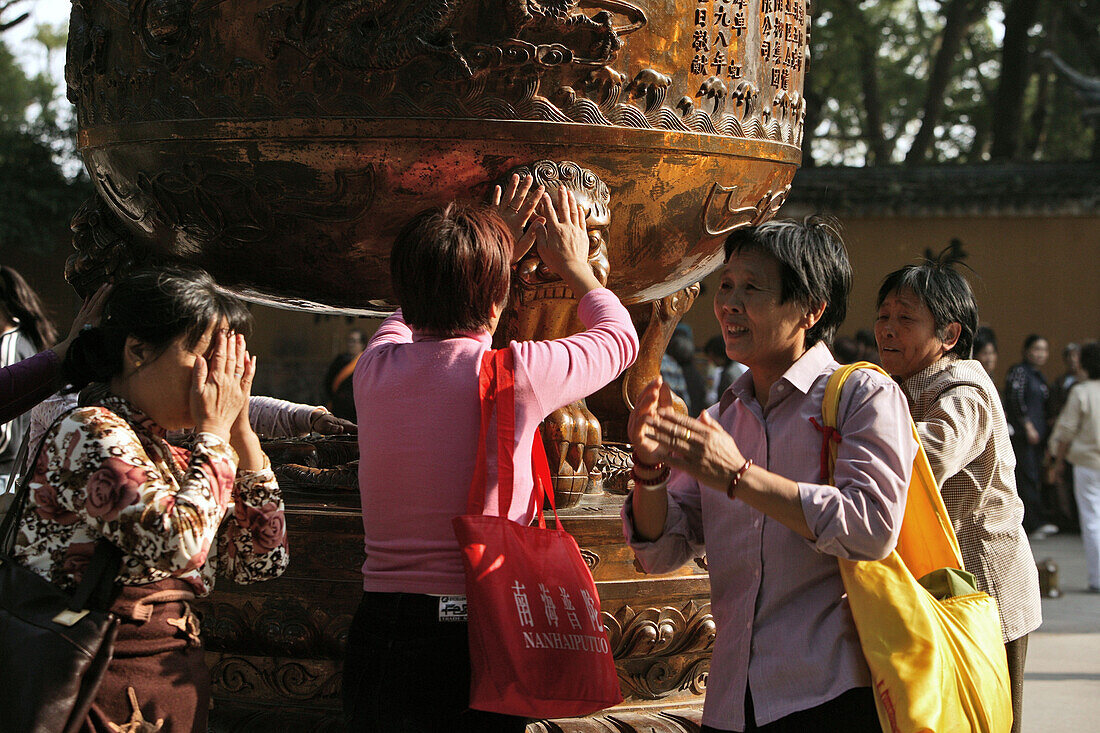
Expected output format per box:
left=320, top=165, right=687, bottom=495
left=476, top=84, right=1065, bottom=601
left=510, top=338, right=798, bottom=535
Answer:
left=66, top=1, right=809, bottom=729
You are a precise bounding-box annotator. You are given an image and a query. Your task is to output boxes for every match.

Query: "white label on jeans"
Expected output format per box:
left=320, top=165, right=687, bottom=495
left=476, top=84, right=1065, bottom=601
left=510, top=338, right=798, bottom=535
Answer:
left=438, top=595, right=467, bottom=622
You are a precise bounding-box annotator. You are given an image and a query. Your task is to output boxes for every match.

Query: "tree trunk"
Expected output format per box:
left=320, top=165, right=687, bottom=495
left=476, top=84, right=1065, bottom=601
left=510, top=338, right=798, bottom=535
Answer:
left=802, top=88, right=822, bottom=168
left=1024, top=63, right=1051, bottom=159
left=906, top=0, right=985, bottom=165
left=836, top=0, right=889, bottom=165
left=989, top=0, right=1043, bottom=160
left=855, top=31, right=889, bottom=164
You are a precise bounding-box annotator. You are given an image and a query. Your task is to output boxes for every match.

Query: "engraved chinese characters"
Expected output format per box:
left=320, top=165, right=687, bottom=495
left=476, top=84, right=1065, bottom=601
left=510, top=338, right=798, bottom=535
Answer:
left=690, top=0, right=807, bottom=89
left=759, top=0, right=806, bottom=91
left=515, top=581, right=613, bottom=654
left=690, top=0, right=750, bottom=79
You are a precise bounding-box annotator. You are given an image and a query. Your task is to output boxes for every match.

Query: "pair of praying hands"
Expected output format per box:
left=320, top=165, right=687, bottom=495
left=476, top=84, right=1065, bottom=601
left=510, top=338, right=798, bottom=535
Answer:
left=489, top=173, right=590, bottom=276
left=628, top=376, right=748, bottom=494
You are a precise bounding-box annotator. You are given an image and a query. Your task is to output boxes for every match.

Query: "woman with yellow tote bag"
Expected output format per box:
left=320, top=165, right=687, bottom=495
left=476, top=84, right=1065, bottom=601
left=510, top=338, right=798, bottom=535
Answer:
left=821, top=361, right=1012, bottom=733
left=874, top=254, right=1041, bottom=732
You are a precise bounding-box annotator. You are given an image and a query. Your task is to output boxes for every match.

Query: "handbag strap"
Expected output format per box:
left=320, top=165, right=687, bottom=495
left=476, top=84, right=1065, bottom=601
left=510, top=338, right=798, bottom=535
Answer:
left=466, top=348, right=562, bottom=530
left=0, top=408, right=122, bottom=611
left=0, top=408, right=83, bottom=553
left=68, top=540, right=123, bottom=613
left=820, top=361, right=964, bottom=575
left=0, top=426, right=38, bottom=554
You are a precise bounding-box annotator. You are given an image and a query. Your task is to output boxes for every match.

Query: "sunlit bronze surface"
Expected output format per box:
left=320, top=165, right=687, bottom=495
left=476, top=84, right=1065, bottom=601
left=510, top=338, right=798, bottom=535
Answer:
left=68, top=1, right=809, bottom=729
left=70, top=0, right=807, bottom=313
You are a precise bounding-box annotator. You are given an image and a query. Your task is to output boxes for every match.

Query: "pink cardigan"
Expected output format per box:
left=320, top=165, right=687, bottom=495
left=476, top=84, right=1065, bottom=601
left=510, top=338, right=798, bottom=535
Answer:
left=355, top=288, right=639, bottom=595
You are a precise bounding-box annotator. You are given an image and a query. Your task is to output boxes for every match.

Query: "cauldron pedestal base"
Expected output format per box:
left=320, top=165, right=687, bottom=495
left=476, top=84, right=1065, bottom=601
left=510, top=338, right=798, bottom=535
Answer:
left=199, top=485, right=711, bottom=732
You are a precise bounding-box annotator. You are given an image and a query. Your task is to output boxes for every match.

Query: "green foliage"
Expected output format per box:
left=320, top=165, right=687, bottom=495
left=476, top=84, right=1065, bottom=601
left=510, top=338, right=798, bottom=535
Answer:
left=810, top=0, right=934, bottom=164
left=808, top=0, right=1099, bottom=164
left=0, top=12, right=89, bottom=255
left=0, top=36, right=55, bottom=130
left=0, top=125, right=92, bottom=254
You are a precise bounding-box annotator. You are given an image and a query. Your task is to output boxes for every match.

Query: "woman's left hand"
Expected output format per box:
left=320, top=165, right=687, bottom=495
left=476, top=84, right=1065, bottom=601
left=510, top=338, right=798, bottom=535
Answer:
left=489, top=173, right=545, bottom=263
left=229, top=337, right=258, bottom=440
left=647, top=407, right=746, bottom=492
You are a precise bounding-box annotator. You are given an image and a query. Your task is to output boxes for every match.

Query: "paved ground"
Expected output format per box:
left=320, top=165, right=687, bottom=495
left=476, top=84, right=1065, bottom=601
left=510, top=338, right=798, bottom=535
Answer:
left=1022, top=532, right=1100, bottom=731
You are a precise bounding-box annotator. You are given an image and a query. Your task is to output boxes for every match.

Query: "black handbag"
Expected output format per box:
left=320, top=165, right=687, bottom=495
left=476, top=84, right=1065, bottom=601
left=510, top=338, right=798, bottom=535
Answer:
left=0, top=424, right=123, bottom=733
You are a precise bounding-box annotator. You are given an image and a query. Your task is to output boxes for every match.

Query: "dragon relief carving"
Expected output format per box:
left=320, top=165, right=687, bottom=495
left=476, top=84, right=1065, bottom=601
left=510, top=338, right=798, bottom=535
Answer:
left=67, top=195, right=159, bottom=297
left=505, top=0, right=629, bottom=64
left=703, top=183, right=792, bottom=237
left=71, top=0, right=807, bottom=147
left=261, top=0, right=641, bottom=80
left=130, top=0, right=199, bottom=67
left=91, top=161, right=377, bottom=254
left=261, top=0, right=474, bottom=78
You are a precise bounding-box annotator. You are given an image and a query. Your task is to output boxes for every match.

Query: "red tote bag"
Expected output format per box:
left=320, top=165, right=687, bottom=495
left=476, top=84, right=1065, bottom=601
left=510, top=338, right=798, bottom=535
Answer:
left=452, top=348, right=622, bottom=720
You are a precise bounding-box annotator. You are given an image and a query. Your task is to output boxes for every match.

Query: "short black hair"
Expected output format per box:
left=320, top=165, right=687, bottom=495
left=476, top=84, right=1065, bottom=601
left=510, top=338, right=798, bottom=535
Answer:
left=974, top=326, right=997, bottom=353
left=1081, top=342, right=1100, bottom=380
left=63, top=266, right=253, bottom=391
left=723, top=215, right=851, bottom=348
left=390, top=203, right=512, bottom=334
left=876, top=249, right=978, bottom=359
left=1022, top=333, right=1047, bottom=353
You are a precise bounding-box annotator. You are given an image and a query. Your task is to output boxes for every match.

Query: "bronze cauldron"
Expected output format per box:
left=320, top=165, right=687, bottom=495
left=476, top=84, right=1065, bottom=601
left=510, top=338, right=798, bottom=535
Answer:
left=65, top=1, right=809, bottom=729
left=68, top=0, right=806, bottom=312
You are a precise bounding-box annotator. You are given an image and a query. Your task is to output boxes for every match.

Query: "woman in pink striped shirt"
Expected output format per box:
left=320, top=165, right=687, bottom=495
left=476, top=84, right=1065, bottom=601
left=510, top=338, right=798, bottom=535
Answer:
left=343, top=180, right=639, bottom=732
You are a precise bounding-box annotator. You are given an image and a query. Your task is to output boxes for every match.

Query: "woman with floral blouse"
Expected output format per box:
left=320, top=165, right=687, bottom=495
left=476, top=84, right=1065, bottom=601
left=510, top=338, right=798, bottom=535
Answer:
left=11, top=267, right=288, bottom=732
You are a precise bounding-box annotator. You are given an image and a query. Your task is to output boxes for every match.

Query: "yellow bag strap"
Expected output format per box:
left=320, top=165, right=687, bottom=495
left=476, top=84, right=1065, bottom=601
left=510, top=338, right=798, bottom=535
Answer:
left=822, top=362, right=964, bottom=576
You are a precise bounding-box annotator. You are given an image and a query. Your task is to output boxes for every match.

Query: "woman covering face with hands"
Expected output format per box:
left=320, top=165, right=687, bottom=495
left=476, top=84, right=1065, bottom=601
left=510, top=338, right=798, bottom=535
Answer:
left=11, top=267, right=287, bottom=733
left=623, top=218, right=917, bottom=733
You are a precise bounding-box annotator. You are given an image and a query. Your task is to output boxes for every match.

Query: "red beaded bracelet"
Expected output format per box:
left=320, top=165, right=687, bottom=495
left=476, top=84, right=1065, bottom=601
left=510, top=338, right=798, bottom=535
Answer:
left=632, top=453, right=665, bottom=472
left=632, top=465, right=671, bottom=490
left=726, top=459, right=754, bottom=499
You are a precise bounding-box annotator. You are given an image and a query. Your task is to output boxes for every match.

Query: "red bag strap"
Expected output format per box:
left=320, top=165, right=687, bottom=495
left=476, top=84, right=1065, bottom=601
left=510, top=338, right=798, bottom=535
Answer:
left=466, top=347, right=562, bottom=529
left=466, top=350, right=496, bottom=516
left=529, top=427, right=563, bottom=531
left=494, top=348, right=516, bottom=517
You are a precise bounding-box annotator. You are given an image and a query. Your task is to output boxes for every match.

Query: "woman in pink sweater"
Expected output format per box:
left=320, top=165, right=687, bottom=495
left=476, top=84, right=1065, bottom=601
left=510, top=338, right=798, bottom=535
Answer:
left=343, top=182, right=639, bottom=731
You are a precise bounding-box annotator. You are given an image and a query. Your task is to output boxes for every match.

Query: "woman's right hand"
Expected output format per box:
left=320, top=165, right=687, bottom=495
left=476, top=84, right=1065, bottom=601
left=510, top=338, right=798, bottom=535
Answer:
left=535, top=187, right=601, bottom=296
left=628, top=377, right=674, bottom=466
left=192, top=331, right=249, bottom=440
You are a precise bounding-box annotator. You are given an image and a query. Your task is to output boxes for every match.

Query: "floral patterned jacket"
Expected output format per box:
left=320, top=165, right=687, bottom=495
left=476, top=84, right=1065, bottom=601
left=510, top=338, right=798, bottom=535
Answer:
left=13, top=394, right=289, bottom=596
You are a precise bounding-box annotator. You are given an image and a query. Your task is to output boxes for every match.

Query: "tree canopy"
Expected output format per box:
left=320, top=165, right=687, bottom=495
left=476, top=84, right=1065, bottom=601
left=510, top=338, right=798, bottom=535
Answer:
left=0, top=1, right=90, bottom=255
left=805, top=0, right=1100, bottom=165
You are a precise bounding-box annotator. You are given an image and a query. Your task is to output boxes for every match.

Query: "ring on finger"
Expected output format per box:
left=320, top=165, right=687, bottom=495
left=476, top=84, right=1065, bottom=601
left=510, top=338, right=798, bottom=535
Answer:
left=509, top=206, right=522, bottom=213
left=684, top=428, right=693, bottom=442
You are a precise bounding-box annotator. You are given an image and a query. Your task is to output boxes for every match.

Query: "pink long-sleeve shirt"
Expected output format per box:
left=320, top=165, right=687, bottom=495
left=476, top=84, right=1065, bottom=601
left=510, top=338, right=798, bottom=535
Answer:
left=355, top=288, right=639, bottom=595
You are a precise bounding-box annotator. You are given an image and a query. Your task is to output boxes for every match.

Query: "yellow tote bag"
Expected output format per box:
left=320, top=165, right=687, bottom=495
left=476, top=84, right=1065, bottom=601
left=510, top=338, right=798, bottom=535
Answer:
left=822, top=362, right=1012, bottom=733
